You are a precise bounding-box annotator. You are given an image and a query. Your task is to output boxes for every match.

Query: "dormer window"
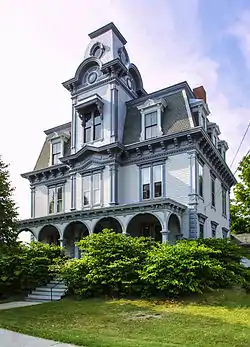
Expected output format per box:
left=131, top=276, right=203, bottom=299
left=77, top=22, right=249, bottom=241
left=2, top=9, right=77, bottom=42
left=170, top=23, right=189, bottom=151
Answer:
left=138, top=98, right=167, bottom=141
left=82, top=109, right=102, bottom=143
left=75, top=94, right=104, bottom=145
left=49, top=133, right=69, bottom=166
left=145, top=112, right=157, bottom=139
left=52, top=142, right=61, bottom=165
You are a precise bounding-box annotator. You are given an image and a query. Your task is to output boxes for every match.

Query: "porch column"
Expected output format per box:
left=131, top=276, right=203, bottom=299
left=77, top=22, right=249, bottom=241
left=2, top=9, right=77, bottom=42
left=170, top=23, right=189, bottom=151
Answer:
left=70, top=174, right=76, bottom=210
left=59, top=238, right=64, bottom=248
left=30, top=186, right=36, bottom=218
left=161, top=230, right=168, bottom=243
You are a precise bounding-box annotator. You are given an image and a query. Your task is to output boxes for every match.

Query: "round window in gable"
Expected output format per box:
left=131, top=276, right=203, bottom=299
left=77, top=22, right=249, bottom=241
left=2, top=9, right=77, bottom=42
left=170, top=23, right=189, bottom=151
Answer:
left=87, top=71, right=98, bottom=84
left=90, top=43, right=105, bottom=59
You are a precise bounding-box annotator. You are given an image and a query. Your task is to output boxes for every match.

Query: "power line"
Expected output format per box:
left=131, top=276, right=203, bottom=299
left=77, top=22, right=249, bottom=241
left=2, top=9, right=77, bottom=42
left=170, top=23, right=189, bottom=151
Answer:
left=233, top=147, right=250, bottom=175
left=204, top=121, right=250, bottom=210
left=229, top=122, right=250, bottom=169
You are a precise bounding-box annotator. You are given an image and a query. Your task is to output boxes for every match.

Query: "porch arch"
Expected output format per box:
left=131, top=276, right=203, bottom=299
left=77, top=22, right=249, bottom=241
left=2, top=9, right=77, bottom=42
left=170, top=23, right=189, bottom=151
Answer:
left=168, top=213, right=181, bottom=244
left=126, top=213, right=162, bottom=241
left=17, top=227, right=36, bottom=243
left=38, top=224, right=60, bottom=246
left=63, top=221, right=89, bottom=258
left=93, top=217, right=122, bottom=234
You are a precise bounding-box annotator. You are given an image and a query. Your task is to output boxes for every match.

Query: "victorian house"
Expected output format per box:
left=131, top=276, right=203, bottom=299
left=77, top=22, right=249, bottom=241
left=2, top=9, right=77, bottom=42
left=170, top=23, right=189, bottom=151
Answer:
left=19, top=23, right=236, bottom=257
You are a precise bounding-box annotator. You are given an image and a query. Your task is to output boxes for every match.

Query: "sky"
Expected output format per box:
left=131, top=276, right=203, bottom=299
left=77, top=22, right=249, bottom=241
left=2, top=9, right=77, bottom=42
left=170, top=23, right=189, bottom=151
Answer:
left=0, top=0, right=249, bottom=236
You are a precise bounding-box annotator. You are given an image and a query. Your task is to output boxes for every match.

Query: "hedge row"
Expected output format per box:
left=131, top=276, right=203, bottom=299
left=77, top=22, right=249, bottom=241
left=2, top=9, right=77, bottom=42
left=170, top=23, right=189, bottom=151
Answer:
left=0, top=242, right=65, bottom=296
left=60, top=229, right=249, bottom=298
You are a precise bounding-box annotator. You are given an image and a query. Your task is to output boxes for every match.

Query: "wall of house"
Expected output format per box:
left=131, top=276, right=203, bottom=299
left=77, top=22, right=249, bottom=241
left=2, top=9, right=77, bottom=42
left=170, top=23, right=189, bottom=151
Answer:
left=165, top=152, right=190, bottom=206
left=34, top=185, right=48, bottom=218
left=117, top=86, right=133, bottom=142
left=197, top=163, right=230, bottom=238
left=118, top=164, right=139, bottom=204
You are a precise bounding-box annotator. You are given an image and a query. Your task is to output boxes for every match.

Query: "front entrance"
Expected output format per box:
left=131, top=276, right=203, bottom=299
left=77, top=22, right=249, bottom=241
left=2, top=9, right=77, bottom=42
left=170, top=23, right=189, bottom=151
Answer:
left=38, top=225, right=60, bottom=245
left=63, top=221, right=89, bottom=258
left=126, top=213, right=162, bottom=241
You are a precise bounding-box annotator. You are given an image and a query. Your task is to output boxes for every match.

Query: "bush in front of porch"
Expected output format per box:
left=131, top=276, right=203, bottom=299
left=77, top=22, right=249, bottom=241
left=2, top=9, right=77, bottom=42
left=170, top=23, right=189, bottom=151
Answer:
left=0, top=242, right=66, bottom=298
left=59, top=229, right=249, bottom=298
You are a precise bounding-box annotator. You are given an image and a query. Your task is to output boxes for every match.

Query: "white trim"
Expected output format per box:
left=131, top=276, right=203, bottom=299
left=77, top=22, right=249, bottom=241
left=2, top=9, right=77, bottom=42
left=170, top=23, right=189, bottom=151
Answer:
left=182, top=89, right=194, bottom=128
left=138, top=98, right=166, bottom=141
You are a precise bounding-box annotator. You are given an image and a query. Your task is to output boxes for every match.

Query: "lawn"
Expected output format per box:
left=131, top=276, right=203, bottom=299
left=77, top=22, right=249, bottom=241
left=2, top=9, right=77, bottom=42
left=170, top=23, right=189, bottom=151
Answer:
left=0, top=289, right=250, bottom=347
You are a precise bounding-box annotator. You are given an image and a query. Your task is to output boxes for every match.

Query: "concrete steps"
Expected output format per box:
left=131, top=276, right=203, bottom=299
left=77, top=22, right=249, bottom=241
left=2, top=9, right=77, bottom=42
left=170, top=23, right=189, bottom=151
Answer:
left=26, top=279, right=68, bottom=302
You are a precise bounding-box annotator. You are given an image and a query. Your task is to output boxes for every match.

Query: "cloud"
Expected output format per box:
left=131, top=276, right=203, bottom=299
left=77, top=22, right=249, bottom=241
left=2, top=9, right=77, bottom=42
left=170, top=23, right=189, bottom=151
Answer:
left=228, top=9, right=250, bottom=69
left=0, top=0, right=249, bottom=220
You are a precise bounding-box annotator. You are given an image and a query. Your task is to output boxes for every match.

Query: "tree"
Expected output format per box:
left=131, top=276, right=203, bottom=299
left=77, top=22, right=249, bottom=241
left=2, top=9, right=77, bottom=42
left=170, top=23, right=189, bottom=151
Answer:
left=0, top=155, right=19, bottom=245
left=230, top=153, right=250, bottom=234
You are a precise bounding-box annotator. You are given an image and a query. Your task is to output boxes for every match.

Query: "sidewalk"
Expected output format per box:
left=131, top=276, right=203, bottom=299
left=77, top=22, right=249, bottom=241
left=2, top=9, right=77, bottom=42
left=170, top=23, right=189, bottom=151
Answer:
left=0, top=301, right=42, bottom=310
left=0, top=329, right=81, bottom=347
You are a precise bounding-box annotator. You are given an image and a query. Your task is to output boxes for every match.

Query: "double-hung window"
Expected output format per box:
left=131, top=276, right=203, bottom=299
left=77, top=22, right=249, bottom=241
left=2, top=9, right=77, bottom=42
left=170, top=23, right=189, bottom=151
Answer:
left=51, top=142, right=61, bottom=165
left=82, top=109, right=102, bottom=143
left=48, top=186, right=63, bottom=214
left=141, top=164, right=163, bottom=200
left=82, top=176, right=91, bottom=206
left=197, top=162, right=203, bottom=198
left=211, top=176, right=216, bottom=208
left=145, top=112, right=157, bottom=140
left=82, top=172, right=101, bottom=207
left=199, top=223, right=204, bottom=238
left=222, top=186, right=227, bottom=216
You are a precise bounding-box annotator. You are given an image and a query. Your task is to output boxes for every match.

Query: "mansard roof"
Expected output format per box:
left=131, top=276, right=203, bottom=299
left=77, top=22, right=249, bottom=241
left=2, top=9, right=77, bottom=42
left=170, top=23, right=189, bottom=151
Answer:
left=123, top=82, right=194, bottom=145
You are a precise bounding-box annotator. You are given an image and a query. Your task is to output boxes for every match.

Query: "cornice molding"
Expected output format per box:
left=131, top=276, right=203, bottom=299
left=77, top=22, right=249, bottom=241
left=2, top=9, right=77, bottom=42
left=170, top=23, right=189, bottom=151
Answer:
left=18, top=198, right=187, bottom=229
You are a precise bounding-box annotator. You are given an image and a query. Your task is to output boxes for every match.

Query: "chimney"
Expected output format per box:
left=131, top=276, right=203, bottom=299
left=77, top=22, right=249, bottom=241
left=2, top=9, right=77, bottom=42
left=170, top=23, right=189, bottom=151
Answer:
left=193, top=86, right=206, bottom=103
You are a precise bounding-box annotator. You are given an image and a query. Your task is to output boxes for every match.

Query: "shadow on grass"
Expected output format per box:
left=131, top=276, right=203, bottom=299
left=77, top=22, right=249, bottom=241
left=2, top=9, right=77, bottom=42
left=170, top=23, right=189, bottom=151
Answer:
left=0, top=296, right=250, bottom=347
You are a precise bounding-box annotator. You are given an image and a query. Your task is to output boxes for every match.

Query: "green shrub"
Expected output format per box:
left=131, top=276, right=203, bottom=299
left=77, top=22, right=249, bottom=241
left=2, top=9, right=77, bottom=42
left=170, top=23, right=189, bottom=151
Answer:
left=140, top=240, right=245, bottom=297
left=0, top=242, right=65, bottom=296
left=60, top=229, right=157, bottom=298
left=60, top=232, right=247, bottom=299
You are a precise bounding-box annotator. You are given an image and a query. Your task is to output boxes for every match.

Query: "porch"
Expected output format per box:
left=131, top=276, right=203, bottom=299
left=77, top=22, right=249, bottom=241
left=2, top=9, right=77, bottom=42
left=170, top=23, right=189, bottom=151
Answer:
left=18, top=199, right=187, bottom=258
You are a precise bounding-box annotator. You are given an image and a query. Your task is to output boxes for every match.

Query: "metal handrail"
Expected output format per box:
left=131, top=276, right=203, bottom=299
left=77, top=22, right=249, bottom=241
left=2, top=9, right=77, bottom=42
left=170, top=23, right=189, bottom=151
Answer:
left=50, top=276, right=65, bottom=301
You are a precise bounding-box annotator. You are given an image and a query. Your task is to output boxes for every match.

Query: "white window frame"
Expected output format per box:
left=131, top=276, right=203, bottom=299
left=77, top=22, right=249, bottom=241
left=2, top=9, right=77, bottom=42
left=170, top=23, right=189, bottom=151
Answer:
left=137, top=98, right=167, bottom=141
left=211, top=176, right=216, bottom=209
left=82, top=109, right=102, bottom=144
left=140, top=164, right=164, bottom=201
left=222, top=185, right=227, bottom=217
left=49, top=133, right=69, bottom=166
left=48, top=185, right=64, bottom=214
left=82, top=171, right=102, bottom=208
left=51, top=141, right=61, bottom=165
left=197, top=162, right=204, bottom=198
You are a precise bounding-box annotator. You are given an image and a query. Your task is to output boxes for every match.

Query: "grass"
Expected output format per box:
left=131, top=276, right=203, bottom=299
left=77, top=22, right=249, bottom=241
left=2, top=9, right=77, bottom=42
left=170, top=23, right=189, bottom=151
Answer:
left=0, top=289, right=250, bottom=347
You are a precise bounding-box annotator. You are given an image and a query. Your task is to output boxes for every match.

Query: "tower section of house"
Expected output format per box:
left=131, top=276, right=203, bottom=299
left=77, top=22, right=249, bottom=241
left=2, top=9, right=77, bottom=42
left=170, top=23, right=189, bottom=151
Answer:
left=18, top=23, right=236, bottom=257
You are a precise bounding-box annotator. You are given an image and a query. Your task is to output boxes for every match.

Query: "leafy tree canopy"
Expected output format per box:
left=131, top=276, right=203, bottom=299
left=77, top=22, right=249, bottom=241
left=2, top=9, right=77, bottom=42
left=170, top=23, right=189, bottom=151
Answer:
left=230, top=153, right=250, bottom=234
left=0, top=155, right=19, bottom=245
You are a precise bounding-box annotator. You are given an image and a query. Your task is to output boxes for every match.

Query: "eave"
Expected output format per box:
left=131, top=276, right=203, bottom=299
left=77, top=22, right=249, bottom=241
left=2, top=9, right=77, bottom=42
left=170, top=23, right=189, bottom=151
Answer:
left=18, top=198, right=186, bottom=228
left=60, top=142, right=125, bottom=165
left=21, top=164, right=69, bottom=182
